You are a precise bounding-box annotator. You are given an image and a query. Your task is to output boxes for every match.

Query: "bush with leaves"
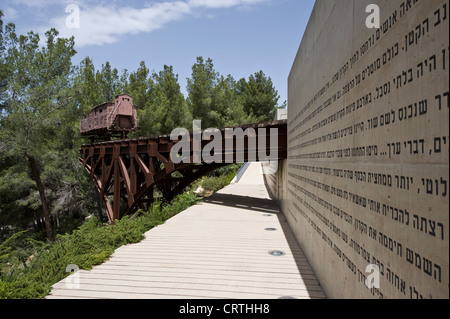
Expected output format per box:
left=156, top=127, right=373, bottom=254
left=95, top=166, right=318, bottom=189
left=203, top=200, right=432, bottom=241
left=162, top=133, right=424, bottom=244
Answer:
left=0, top=193, right=201, bottom=299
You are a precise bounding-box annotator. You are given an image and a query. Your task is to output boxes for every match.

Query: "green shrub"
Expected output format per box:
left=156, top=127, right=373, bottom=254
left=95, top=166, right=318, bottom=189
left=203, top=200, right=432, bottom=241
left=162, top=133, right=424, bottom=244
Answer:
left=201, top=166, right=240, bottom=193
left=0, top=231, right=27, bottom=267
left=201, top=175, right=229, bottom=192
left=0, top=192, right=201, bottom=299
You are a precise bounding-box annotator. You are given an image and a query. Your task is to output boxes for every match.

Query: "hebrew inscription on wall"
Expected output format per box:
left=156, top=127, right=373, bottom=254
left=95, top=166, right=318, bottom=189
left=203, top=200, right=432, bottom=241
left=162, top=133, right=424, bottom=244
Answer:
left=286, top=0, right=448, bottom=298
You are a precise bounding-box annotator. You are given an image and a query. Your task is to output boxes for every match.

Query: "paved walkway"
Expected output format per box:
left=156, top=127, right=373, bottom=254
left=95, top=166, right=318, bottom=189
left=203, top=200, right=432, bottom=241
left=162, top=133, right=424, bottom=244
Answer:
left=47, top=163, right=326, bottom=299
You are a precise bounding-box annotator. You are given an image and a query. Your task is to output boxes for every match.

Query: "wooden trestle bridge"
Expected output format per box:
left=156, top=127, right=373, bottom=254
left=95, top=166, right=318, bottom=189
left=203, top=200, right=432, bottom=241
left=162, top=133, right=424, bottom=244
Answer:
left=79, top=120, right=287, bottom=224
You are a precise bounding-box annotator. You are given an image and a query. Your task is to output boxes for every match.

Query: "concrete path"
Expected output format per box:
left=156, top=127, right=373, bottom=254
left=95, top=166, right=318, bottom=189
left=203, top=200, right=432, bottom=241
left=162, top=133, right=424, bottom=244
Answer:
left=47, top=163, right=326, bottom=299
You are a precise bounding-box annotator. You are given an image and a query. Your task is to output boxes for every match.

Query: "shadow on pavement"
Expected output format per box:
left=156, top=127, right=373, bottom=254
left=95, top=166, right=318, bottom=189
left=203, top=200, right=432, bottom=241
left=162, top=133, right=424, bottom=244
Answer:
left=202, top=191, right=327, bottom=299
left=203, top=192, right=280, bottom=214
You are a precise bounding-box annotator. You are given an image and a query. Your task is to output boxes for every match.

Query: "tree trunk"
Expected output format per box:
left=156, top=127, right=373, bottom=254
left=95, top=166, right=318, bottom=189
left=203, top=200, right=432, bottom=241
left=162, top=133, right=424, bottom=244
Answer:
left=26, top=153, right=53, bottom=241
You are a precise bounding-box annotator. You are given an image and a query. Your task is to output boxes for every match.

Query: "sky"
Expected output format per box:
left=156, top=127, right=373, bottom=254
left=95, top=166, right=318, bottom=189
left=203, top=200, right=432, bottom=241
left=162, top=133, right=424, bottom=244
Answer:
left=1, top=0, right=316, bottom=106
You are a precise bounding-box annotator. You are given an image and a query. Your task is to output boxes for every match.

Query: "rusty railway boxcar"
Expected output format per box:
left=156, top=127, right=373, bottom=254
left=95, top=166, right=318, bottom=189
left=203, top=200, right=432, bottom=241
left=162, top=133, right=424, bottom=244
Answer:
left=81, top=94, right=138, bottom=141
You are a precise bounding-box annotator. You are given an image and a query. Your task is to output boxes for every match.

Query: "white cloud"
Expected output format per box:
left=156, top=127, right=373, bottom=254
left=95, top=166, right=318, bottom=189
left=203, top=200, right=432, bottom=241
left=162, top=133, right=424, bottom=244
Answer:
left=2, top=7, right=19, bottom=20
left=41, top=0, right=269, bottom=47
left=50, top=2, right=191, bottom=46
left=188, top=0, right=267, bottom=9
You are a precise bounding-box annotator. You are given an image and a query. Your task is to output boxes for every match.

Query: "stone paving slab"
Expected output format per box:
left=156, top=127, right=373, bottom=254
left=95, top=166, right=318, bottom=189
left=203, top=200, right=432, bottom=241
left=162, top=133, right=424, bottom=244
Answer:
left=46, top=163, right=326, bottom=299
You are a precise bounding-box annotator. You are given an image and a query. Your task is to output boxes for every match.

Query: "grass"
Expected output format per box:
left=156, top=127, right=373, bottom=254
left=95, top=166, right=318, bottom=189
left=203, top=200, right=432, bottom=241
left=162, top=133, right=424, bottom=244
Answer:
left=0, top=192, right=201, bottom=299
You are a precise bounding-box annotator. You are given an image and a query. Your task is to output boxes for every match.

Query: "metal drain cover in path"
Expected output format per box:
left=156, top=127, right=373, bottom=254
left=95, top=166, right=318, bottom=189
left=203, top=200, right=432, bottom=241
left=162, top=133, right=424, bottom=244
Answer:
left=269, top=250, right=286, bottom=256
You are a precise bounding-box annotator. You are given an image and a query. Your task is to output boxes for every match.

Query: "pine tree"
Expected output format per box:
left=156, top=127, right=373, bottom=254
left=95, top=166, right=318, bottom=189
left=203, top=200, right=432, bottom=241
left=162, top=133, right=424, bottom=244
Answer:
left=0, top=27, right=76, bottom=241
left=126, top=61, right=161, bottom=136
left=73, top=57, right=103, bottom=114
left=0, top=10, right=8, bottom=114
left=127, top=61, right=151, bottom=109
left=237, top=71, right=280, bottom=121
left=187, top=57, right=218, bottom=129
left=97, top=61, right=120, bottom=102
left=153, top=65, right=190, bottom=134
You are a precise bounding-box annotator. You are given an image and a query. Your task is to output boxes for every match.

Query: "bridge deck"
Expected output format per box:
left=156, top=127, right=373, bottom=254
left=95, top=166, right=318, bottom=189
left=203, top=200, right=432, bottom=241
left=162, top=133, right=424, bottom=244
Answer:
left=47, top=163, right=325, bottom=299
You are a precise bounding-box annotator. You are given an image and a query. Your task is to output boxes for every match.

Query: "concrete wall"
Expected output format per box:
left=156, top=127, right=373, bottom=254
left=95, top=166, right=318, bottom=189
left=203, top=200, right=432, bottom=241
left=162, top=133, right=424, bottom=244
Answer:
left=266, top=0, right=449, bottom=299
left=263, top=109, right=288, bottom=211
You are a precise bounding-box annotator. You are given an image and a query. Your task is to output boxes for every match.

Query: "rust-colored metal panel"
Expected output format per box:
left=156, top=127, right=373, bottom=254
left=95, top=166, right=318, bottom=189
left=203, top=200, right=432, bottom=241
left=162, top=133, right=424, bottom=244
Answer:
left=114, top=95, right=133, bottom=117
left=80, top=94, right=138, bottom=138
